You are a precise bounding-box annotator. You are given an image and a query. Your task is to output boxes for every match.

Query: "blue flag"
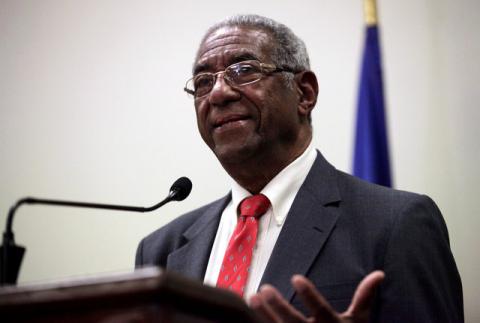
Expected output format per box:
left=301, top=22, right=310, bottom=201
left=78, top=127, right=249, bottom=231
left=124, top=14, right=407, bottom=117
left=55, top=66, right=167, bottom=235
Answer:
left=353, top=24, right=392, bottom=187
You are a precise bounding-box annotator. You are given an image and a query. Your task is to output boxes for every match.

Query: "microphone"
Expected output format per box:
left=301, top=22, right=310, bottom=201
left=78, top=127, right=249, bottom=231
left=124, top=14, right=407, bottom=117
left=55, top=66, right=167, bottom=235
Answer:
left=0, top=176, right=192, bottom=286
left=169, top=176, right=193, bottom=202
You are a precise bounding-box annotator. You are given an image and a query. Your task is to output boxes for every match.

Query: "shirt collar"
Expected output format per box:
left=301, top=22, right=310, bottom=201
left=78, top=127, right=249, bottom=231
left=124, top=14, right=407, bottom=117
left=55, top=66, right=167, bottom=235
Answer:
left=230, top=141, right=317, bottom=225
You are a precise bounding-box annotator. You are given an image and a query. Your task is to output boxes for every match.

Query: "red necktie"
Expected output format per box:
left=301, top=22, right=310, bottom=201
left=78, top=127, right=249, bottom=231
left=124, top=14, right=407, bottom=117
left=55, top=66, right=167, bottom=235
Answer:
left=216, top=194, right=271, bottom=297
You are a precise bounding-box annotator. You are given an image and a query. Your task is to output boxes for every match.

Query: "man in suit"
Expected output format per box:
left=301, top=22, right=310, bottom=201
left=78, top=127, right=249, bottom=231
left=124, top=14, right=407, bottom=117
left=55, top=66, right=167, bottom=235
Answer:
left=136, top=14, right=463, bottom=322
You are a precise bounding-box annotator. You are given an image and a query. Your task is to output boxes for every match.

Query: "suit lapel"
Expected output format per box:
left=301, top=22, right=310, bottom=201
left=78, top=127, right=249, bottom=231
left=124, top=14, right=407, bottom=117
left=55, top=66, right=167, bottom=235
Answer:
left=167, top=194, right=231, bottom=280
left=260, top=151, right=342, bottom=301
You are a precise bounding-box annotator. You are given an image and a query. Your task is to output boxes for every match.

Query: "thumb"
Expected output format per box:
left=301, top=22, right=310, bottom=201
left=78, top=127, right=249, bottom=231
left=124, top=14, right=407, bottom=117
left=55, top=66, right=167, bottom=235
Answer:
left=344, top=271, right=385, bottom=321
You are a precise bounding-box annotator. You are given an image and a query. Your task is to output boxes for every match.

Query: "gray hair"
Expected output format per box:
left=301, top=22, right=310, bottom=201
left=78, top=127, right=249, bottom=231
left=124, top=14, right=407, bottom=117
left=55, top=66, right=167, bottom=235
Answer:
left=197, top=14, right=310, bottom=72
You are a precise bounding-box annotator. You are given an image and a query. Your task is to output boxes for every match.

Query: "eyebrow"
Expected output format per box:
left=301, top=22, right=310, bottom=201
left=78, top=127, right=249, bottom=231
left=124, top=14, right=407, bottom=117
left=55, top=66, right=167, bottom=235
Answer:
left=230, top=53, right=259, bottom=65
left=193, top=63, right=210, bottom=76
left=193, top=52, right=261, bottom=76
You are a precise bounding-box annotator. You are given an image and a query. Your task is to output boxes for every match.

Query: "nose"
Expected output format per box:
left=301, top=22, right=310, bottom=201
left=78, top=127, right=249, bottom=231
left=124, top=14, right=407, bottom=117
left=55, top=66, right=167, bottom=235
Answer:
left=208, top=72, right=240, bottom=107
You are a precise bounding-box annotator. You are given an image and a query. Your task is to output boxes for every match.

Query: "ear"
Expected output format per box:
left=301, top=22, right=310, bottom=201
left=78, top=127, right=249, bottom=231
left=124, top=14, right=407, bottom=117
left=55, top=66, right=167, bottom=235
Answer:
left=294, top=71, right=319, bottom=118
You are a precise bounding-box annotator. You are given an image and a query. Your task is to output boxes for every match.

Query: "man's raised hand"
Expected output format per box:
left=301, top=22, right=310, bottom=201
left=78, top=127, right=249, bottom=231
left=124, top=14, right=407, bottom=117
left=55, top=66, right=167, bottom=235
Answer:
left=249, top=271, right=385, bottom=323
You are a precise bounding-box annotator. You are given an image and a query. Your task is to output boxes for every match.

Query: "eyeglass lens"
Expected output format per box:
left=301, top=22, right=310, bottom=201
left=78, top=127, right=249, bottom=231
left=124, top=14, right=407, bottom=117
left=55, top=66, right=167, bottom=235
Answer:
left=193, top=61, right=264, bottom=97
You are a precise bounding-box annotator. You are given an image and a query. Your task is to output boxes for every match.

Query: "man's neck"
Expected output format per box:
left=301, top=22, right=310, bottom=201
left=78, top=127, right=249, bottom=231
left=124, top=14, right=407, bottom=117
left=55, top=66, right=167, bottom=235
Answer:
left=221, top=137, right=312, bottom=194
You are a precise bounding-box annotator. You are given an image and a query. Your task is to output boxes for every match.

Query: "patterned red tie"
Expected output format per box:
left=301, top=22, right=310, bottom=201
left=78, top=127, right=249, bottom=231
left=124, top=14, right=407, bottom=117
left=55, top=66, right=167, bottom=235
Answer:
left=216, top=194, right=271, bottom=296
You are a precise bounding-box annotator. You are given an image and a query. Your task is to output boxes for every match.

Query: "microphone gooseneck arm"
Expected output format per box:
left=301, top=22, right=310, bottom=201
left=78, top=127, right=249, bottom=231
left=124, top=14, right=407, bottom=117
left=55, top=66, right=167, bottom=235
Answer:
left=5, top=176, right=192, bottom=239
left=5, top=194, right=173, bottom=236
left=1, top=176, right=192, bottom=286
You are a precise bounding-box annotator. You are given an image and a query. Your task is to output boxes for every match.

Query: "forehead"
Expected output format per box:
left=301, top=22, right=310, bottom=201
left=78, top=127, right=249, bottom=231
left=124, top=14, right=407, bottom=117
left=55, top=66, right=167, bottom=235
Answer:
left=194, top=26, right=274, bottom=74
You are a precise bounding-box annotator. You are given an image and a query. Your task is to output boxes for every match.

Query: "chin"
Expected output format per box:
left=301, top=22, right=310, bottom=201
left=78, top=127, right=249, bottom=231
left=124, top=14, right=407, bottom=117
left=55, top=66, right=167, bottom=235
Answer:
left=212, top=143, right=258, bottom=165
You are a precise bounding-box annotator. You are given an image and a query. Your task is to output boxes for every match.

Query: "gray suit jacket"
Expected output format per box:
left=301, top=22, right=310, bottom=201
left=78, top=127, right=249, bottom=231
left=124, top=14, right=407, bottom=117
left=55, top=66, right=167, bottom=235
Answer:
left=136, top=152, right=463, bottom=322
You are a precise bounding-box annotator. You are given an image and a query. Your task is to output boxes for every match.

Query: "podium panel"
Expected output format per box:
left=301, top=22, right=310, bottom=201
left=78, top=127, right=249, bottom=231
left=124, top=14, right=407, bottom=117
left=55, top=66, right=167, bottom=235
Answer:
left=0, top=267, right=260, bottom=323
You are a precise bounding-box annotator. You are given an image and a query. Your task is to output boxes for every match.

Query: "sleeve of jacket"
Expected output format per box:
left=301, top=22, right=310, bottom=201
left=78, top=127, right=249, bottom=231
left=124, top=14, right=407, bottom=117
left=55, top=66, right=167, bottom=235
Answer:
left=135, top=218, right=189, bottom=268
left=134, top=221, right=189, bottom=269
left=135, top=237, right=145, bottom=268
left=374, top=194, right=463, bottom=323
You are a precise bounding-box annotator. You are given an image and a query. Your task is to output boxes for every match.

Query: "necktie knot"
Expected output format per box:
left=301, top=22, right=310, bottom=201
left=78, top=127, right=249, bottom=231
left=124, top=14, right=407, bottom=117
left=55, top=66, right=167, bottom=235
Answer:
left=239, top=194, right=271, bottom=218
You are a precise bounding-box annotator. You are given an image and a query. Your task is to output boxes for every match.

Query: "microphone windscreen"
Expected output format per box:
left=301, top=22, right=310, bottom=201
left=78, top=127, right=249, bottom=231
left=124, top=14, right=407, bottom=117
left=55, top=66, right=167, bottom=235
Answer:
left=170, top=177, right=192, bottom=201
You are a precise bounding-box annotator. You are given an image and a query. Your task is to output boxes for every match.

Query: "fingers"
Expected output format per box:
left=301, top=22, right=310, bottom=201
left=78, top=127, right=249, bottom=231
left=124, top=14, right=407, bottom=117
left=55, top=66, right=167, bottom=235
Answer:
left=250, top=292, right=282, bottom=323
left=249, top=284, right=307, bottom=323
left=250, top=271, right=385, bottom=323
left=344, top=270, right=385, bottom=321
left=291, top=275, right=339, bottom=323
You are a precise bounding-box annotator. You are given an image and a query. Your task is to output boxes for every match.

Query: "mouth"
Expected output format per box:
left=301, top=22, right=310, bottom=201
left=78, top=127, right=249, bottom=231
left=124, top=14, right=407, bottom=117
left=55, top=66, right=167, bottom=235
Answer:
left=213, top=114, right=251, bottom=130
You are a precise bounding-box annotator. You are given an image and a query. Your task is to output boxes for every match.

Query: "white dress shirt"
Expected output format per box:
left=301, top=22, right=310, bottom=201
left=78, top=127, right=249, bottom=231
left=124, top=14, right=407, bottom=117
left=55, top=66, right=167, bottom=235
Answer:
left=203, top=142, right=317, bottom=300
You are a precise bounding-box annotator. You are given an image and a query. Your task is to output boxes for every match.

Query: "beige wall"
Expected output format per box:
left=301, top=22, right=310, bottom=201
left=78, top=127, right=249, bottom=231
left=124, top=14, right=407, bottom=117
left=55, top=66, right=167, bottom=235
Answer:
left=1, top=0, right=478, bottom=321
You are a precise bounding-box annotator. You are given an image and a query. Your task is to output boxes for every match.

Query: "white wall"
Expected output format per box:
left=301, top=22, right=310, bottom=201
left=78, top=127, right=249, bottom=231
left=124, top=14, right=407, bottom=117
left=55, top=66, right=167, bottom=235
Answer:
left=1, top=0, right=478, bottom=321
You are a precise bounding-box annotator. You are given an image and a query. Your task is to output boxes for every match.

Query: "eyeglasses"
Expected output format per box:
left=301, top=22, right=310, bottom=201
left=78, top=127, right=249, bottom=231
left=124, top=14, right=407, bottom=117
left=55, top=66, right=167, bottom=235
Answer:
left=184, top=60, right=294, bottom=98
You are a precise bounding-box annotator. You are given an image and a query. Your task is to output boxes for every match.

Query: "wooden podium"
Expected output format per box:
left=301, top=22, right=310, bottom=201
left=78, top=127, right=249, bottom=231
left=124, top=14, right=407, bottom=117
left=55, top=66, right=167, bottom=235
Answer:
left=0, top=267, right=261, bottom=322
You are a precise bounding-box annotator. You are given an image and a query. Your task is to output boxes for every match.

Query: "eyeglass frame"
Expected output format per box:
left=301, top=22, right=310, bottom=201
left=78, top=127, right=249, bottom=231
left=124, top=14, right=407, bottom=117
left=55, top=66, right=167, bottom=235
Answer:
left=183, top=60, right=296, bottom=98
